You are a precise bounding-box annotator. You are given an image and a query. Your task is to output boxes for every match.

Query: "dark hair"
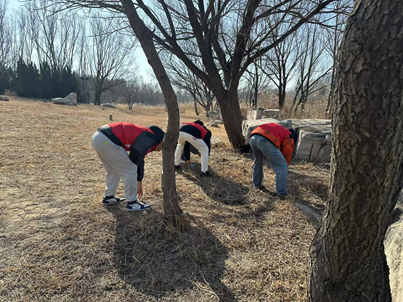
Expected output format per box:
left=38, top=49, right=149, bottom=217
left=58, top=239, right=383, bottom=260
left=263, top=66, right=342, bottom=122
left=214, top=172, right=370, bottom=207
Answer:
left=148, top=125, right=165, bottom=144
left=194, top=120, right=204, bottom=126
left=288, top=129, right=297, bottom=144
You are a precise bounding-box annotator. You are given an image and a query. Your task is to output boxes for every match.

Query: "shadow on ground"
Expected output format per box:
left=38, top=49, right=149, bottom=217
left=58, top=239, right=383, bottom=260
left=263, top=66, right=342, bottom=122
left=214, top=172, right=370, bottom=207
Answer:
left=178, top=164, right=250, bottom=205
left=107, top=207, right=237, bottom=302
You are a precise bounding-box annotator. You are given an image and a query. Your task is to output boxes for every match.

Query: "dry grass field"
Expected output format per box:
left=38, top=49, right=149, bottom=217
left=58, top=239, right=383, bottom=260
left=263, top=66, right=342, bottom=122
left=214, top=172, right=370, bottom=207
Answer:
left=0, top=97, right=329, bottom=302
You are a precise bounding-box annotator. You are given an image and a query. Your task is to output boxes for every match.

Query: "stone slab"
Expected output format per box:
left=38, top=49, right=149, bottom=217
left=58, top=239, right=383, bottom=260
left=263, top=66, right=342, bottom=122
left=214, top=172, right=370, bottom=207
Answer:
left=52, top=92, right=77, bottom=106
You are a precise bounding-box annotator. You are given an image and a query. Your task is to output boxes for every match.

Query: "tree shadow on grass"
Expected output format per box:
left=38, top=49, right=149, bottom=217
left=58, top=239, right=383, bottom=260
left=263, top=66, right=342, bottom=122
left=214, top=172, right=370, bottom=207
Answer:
left=106, top=207, right=237, bottom=302
left=178, top=163, right=250, bottom=205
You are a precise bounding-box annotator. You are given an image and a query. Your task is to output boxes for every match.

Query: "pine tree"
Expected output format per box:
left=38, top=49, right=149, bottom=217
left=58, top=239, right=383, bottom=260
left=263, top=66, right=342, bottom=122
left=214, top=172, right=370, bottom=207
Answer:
left=40, top=62, right=52, bottom=99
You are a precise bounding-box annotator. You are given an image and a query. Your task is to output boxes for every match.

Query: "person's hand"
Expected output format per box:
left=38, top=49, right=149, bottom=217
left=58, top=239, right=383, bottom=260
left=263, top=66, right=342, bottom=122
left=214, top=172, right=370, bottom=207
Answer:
left=137, top=181, right=143, bottom=199
left=186, top=160, right=191, bottom=166
left=197, top=152, right=201, bottom=157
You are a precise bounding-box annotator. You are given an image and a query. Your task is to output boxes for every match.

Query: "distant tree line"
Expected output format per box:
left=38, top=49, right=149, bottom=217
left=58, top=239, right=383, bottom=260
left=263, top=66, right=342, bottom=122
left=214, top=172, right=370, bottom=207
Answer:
left=0, top=59, right=79, bottom=99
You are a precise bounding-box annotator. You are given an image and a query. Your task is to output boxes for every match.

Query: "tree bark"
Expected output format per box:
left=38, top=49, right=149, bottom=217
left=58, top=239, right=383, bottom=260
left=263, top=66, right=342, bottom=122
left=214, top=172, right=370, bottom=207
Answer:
left=216, top=88, right=245, bottom=149
left=309, top=1, right=403, bottom=301
left=120, top=0, right=183, bottom=223
left=94, top=91, right=101, bottom=105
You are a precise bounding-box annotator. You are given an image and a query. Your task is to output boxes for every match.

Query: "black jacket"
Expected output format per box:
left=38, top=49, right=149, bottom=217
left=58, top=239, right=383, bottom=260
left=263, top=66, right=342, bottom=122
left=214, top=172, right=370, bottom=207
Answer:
left=179, top=124, right=211, bottom=160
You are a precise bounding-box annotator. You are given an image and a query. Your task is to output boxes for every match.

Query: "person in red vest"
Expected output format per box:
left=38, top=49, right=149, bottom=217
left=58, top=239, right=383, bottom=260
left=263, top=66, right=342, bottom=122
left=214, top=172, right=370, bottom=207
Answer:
left=91, top=122, right=164, bottom=211
left=174, top=120, right=212, bottom=177
left=250, top=123, right=294, bottom=198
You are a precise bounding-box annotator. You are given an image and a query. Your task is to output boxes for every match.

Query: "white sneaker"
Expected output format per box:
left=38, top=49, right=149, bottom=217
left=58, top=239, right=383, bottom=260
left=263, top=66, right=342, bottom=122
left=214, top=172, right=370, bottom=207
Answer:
left=102, top=196, right=125, bottom=206
left=126, top=201, right=151, bottom=212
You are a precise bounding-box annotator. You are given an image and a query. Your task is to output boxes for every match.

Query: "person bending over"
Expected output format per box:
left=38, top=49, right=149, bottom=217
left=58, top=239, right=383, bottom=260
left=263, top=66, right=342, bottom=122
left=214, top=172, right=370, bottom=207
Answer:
left=174, top=120, right=212, bottom=177
left=250, top=123, right=294, bottom=198
left=91, top=122, right=164, bottom=211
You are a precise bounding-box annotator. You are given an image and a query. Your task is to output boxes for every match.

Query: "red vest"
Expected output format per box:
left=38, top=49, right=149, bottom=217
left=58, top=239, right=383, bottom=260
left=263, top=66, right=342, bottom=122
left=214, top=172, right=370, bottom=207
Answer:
left=251, top=123, right=294, bottom=165
left=181, top=122, right=208, bottom=139
left=109, top=122, right=154, bottom=151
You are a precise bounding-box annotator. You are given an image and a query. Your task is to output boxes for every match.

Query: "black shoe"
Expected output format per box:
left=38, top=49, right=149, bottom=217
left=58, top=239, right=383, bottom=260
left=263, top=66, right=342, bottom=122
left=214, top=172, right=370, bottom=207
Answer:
left=102, top=196, right=125, bottom=206
left=175, top=165, right=181, bottom=170
left=276, top=194, right=288, bottom=200
left=257, top=185, right=266, bottom=191
left=200, top=171, right=212, bottom=178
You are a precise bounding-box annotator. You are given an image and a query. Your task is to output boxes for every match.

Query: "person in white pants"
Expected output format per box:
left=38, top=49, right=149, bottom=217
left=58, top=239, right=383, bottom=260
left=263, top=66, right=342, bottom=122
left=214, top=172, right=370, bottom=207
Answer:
left=91, top=122, right=164, bottom=211
left=174, top=120, right=212, bottom=177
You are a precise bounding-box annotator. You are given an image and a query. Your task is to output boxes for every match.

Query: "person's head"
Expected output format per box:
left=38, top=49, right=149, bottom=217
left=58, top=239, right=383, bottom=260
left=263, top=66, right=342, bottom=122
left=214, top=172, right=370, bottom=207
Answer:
left=148, top=125, right=165, bottom=151
left=288, top=128, right=297, bottom=144
left=194, top=120, right=204, bottom=126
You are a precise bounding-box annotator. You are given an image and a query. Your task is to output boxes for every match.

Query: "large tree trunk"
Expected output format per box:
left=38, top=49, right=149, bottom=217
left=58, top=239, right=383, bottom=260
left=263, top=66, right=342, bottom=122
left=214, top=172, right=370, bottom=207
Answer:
left=278, top=82, right=286, bottom=110
left=309, top=1, right=403, bottom=301
left=121, top=0, right=183, bottom=223
left=94, top=83, right=102, bottom=105
left=216, top=88, right=245, bottom=149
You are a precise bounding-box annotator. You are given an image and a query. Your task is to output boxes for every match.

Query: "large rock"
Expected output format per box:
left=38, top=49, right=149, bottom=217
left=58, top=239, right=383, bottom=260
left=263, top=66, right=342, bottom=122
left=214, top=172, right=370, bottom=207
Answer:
left=294, top=129, right=332, bottom=162
left=208, top=109, right=221, bottom=118
left=207, top=119, right=223, bottom=127
left=102, top=103, right=116, bottom=108
left=291, top=119, right=331, bottom=131
left=247, top=108, right=264, bottom=120
left=291, top=119, right=332, bottom=162
left=385, top=191, right=403, bottom=302
left=262, top=109, right=280, bottom=119
left=52, top=92, right=77, bottom=106
left=242, top=118, right=293, bottom=145
left=0, top=95, right=9, bottom=101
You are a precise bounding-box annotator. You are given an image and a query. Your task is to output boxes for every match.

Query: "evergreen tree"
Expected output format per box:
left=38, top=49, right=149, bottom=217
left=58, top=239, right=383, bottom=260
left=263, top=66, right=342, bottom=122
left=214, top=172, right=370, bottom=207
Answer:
left=51, top=68, right=61, bottom=97
left=40, top=62, right=52, bottom=99
left=0, top=64, right=9, bottom=95
left=16, top=59, right=28, bottom=96
left=16, top=59, right=41, bottom=98
left=60, top=66, right=78, bottom=97
left=27, top=62, right=41, bottom=98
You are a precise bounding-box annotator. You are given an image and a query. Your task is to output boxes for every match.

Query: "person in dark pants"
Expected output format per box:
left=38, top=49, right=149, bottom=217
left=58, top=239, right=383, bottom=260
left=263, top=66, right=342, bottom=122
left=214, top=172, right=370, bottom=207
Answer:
left=180, top=143, right=200, bottom=164
left=174, top=120, right=212, bottom=177
left=250, top=123, right=294, bottom=198
left=91, top=122, right=164, bottom=211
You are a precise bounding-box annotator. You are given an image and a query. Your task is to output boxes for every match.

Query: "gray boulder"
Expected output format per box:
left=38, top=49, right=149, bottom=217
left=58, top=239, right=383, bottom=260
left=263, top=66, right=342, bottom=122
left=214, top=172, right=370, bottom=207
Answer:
left=0, top=95, right=9, bottom=101
left=294, top=129, right=332, bottom=162
left=247, top=108, right=264, bottom=120
left=385, top=191, right=403, bottom=302
left=291, top=119, right=331, bottom=131
left=208, top=109, right=221, bottom=118
left=207, top=119, right=224, bottom=127
left=52, top=92, right=77, bottom=106
left=291, top=119, right=332, bottom=162
left=262, top=109, right=280, bottom=119
left=102, top=103, right=116, bottom=108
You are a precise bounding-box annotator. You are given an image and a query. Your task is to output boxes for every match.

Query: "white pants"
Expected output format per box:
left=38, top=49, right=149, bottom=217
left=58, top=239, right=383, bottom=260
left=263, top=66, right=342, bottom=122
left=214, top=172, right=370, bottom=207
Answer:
left=91, top=130, right=138, bottom=201
left=174, top=131, right=209, bottom=172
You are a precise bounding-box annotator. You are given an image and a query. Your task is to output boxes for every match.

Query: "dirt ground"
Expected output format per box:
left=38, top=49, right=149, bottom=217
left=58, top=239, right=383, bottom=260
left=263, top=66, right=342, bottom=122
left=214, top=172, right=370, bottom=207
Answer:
left=0, top=98, right=329, bottom=302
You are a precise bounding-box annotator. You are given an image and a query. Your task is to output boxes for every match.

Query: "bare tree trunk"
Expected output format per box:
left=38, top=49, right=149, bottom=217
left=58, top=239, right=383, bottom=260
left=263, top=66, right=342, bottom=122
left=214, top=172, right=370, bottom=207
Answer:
left=193, top=98, right=199, bottom=116
left=94, top=85, right=102, bottom=105
left=120, top=0, right=183, bottom=224
left=309, top=1, right=403, bottom=301
left=205, top=99, right=211, bottom=117
left=279, top=82, right=286, bottom=110
left=216, top=88, right=245, bottom=149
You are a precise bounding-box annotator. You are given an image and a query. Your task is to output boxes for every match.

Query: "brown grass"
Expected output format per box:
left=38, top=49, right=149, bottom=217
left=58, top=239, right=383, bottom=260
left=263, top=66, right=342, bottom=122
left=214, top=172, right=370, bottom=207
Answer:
left=0, top=97, right=329, bottom=302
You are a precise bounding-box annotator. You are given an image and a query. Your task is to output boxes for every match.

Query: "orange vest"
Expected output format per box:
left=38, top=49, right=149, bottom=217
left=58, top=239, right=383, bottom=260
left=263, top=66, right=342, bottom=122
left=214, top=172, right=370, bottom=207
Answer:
left=251, top=123, right=294, bottom=165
